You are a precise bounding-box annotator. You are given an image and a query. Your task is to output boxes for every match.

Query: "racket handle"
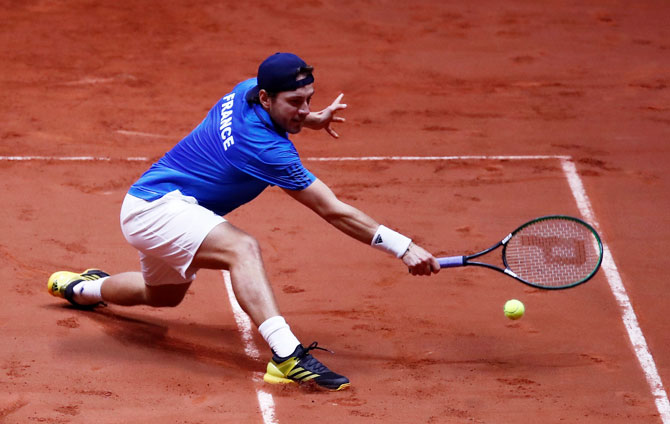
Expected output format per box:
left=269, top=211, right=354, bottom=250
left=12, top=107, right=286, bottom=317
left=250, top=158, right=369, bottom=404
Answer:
left=438, top=256, right=465, bottom=268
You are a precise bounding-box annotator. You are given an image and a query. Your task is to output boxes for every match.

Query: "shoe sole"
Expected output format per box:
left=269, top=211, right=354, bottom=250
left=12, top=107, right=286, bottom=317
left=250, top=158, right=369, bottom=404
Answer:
left=263, top=372, right=350, bottom=391
left=263, top=373, right=296, bottom=385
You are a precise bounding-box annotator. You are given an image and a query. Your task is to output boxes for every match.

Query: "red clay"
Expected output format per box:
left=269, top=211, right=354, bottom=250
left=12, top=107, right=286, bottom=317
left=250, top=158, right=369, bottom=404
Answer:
left=1, top=1, right=669, bottom=423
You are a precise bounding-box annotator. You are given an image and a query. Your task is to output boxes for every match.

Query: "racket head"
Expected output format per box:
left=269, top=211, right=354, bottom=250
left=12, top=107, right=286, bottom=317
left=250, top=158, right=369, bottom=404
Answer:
left=502, top=215, right=603, bottom=289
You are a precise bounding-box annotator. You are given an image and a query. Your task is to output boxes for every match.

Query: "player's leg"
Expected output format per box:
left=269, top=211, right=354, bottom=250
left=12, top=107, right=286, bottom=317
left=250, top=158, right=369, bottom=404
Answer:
left=100, top=272, right=191, bottom=307
left=191, top=222, right=279, bottom=325
left=191, top=221, right=350, bottom=391
left=191, top=222, right=301, bottom=355
left=48, top=270, right=191, bottom=308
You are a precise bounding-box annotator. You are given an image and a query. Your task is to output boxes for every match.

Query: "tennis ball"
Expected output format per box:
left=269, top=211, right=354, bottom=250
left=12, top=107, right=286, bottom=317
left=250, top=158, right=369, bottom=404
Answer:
left=504, top=299, right=525, bottom=320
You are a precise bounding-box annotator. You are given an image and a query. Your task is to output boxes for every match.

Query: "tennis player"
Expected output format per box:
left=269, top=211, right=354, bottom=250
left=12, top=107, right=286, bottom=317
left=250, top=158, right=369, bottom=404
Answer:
left=47, top=52, right=440, bottom=391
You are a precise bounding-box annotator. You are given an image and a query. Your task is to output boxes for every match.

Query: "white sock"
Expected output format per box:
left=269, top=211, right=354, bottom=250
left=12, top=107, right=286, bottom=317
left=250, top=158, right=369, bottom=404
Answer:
left=258, top=315, right=301, bottom=358
left=72, top=277, right=106, bottom=305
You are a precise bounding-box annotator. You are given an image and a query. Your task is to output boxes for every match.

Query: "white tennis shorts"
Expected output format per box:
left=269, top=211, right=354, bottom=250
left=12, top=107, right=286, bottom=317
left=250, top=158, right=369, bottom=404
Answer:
left=120, top=191, right=226, bottom=286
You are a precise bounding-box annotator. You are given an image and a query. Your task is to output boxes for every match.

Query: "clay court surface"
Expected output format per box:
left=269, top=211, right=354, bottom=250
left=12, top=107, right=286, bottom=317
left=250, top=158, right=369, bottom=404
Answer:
left=1, top=1, right=669, bottom=423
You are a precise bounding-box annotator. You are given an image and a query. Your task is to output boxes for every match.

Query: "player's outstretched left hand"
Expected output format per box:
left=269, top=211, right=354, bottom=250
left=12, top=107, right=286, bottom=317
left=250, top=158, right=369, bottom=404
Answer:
left=305, top=93, right=347, bottom=138
left=402, top=243, right=441, bottom=276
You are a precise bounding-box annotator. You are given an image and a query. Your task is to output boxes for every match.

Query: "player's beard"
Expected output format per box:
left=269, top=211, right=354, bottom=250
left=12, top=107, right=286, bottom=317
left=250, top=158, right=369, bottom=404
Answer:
left=285, top=118, right=305, bottom=134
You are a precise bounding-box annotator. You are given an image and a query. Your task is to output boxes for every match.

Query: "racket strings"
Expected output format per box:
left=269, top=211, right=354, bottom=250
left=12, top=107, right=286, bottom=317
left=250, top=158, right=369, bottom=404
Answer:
left=504, top=219, right=601, bottom=288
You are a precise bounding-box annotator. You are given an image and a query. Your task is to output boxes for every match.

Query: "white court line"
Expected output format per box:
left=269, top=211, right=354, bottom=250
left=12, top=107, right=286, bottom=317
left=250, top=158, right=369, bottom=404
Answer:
left=0, top=155, right=571, bottom=162
left=0, top=156, right=149, bottom=162
left=561, top=159, right=670, bottom=423
left=222, top=271, right=277, bottom=424
left=3, top=154, right=667, bottom=422
left=305, top=154, right=572, bottom=161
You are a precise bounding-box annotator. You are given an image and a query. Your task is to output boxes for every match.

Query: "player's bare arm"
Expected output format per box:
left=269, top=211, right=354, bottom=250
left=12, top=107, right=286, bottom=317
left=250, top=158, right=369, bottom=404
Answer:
left=283, top=179, right=377, bottom=243
left=303, top=93, right=347, bottom=138
left=283, top=179, right=440, bottom=275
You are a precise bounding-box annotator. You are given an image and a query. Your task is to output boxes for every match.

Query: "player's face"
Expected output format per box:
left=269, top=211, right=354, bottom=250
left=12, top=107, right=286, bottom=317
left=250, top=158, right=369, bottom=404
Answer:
left=265, top=84, right=314, bottom=134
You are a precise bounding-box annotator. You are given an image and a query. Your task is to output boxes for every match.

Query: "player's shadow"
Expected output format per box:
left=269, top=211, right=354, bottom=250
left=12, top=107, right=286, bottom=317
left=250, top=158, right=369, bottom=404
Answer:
left=45, top=304, right=262, bottom=373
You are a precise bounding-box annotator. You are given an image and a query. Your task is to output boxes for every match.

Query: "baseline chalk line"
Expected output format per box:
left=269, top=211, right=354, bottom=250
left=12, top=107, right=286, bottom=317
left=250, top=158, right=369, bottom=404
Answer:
left=0, top=155, right=570, bottom=163
left=305, top=154, right=572, bottom=161
left=0, top=156, right=149, bottom=162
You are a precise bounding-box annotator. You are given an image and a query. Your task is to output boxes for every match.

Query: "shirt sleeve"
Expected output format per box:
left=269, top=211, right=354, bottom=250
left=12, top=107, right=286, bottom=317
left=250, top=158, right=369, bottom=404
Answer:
left=241, top=149, right=316, bottom=190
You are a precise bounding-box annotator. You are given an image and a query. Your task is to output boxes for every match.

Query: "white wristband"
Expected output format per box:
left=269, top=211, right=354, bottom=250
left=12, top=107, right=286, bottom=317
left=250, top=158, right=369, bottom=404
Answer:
left=371, top=225, right=412, bottom=258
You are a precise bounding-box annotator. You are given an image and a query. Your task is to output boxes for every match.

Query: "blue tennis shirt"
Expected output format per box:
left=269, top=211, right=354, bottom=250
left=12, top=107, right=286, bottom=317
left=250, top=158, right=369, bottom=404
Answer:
left=128, top=78, right=316, bottom=216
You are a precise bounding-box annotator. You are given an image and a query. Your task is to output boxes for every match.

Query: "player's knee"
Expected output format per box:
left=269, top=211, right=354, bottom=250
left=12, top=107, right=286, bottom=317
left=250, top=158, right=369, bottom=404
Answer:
left=234, top=232, right=262, bottom=263
left=145, top=284, right=189, bottom=307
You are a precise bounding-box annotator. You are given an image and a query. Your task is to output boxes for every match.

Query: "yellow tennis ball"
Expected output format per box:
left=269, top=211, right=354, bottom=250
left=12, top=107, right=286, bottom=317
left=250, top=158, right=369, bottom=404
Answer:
left=504, top=299, right=525, bottom=320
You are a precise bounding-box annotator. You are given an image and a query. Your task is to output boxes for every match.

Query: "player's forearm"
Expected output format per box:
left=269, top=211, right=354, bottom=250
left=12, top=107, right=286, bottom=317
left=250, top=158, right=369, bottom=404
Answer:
left=284, top=179, right=406, bottom=248
left=321, top=203, right=413, bottom=259
left=320, top=203, right=379, bottom=244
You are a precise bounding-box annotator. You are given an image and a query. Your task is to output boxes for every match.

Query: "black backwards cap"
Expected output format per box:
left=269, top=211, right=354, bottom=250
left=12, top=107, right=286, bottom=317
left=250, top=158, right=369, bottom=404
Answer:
left=246, top=53, right=314, bottom=103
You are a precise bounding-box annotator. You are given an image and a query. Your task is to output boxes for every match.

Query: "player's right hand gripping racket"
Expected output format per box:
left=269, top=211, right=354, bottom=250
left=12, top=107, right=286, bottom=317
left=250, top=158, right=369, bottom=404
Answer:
left=437, top=215, right=603, bottom=289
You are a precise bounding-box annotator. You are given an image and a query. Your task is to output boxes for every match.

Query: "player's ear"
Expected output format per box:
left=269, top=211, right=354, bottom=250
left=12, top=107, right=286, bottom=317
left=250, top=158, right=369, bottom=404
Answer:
left=258, top=89, right=272, bottom=109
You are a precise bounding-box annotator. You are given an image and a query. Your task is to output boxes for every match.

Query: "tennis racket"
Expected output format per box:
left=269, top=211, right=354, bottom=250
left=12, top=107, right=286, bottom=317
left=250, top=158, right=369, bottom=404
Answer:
left=438, top=215, right=603, bottom=289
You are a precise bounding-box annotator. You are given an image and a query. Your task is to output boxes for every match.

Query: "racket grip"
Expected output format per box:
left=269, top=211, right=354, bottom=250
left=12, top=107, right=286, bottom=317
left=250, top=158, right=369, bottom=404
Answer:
left=437, top=256, right=465, bottom=268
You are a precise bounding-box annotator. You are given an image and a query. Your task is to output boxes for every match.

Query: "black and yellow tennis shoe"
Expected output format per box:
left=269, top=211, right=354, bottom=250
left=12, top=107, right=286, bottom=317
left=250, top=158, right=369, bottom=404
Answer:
left=47, top=269, right=109, bottom=308
left=263, top=342, right=350, bottom=391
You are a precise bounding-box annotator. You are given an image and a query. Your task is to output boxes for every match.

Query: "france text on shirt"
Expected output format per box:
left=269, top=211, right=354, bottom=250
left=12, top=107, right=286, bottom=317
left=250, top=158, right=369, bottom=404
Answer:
left=219, top=92, right=235, bottom=151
